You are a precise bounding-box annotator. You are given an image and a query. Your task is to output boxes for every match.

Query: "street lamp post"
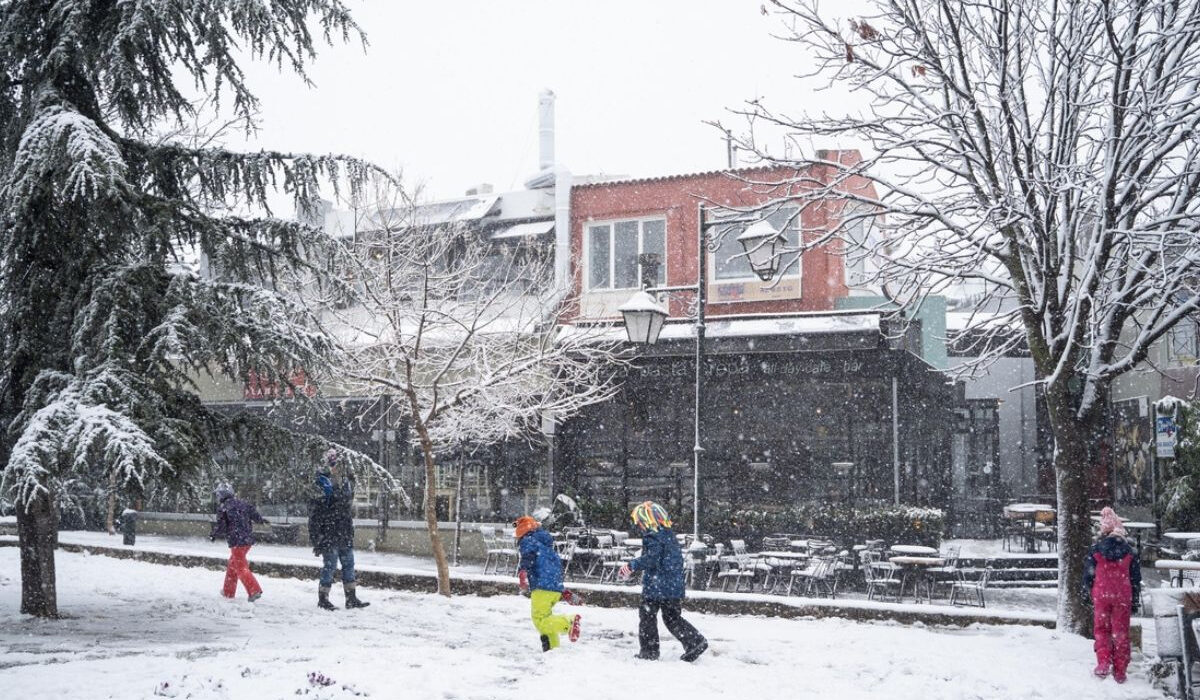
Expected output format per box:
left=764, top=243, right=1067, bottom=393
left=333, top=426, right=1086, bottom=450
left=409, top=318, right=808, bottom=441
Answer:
left=618, top=205, right=784, bottom=541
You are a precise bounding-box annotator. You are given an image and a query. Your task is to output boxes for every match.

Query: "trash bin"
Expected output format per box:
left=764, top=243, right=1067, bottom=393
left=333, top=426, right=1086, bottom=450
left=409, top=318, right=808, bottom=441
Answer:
left=119, top=508, right=137, bottom=546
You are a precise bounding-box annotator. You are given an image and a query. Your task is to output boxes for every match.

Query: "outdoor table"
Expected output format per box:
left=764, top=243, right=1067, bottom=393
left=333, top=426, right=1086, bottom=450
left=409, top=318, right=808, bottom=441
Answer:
left=1162, top=532, right=1200, bottom=542
left=1121, top=521, right=1155, bottom=557
left=753, top=552, right=808, bottom=593
left=1005, top=504, right=1055, bottom=552
left=890, top=544, right=938, bottom=556
left=889, top=556, right=946, bottom=603
left=1155, top=559, right=1200, bottom=588
left=756, top=550, right=810, bottom=560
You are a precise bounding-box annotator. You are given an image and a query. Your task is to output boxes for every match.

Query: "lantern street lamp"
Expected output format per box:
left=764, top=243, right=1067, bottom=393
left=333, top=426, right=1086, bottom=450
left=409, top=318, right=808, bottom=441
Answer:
left=620, top=206, right=784, bottom=540
left=617, top=290, right=669, bottom=345
left=738, top=219, right=786, bottom=282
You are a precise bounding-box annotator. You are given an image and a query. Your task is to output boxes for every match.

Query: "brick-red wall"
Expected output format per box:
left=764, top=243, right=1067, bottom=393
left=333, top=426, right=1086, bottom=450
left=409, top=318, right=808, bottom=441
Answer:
left=567, top=162, right=874, bottom=321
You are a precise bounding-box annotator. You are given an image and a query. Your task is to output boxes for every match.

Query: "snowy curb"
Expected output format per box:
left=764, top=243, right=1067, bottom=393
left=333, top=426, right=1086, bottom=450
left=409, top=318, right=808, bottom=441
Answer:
left=19, top=537, right=1076, bottom=631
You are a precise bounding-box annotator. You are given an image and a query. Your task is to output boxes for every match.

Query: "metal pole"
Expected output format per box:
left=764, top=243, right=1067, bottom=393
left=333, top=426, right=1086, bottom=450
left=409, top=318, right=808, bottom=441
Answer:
left=694, top=205, right=708, bottom=541
left=892, top=376, right=901, bottom=505
left=453, top=449, right=464, bottom=567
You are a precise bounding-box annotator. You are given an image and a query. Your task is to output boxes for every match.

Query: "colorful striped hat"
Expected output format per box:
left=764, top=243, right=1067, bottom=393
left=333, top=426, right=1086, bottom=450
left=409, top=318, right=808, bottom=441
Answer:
left=630, top=501, right=671, bottom=531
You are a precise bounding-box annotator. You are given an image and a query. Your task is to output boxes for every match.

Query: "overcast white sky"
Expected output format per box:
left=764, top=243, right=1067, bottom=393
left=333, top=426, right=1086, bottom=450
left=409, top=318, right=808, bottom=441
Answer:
left=230, top=1, right=844, bottom=203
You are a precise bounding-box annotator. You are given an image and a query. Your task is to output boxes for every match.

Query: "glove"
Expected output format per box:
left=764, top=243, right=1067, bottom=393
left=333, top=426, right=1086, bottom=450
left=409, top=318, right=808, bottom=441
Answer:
left=209, top=535, right=216, bottom=543
left=561, top=589, right=582, bottom=606
left=518, top=570, right=530, bottom=596
left=313, top=547, right=323, bottom=557
left=619, top=563, right=633, bottom=580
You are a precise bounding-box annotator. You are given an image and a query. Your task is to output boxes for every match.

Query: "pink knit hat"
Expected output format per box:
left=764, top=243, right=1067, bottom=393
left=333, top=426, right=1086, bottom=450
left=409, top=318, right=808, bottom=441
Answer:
left=1099, top=506, right=1126, bottom=537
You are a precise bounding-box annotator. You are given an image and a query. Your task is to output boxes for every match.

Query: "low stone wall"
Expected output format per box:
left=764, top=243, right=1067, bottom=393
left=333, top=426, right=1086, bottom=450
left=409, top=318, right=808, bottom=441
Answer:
left=17, top=537, right=1077, bottom=632
left=126, top=512, right=503, bottom=563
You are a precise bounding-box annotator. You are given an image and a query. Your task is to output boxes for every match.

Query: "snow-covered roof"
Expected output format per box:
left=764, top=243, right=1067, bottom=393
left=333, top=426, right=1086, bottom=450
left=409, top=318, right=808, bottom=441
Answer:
left=572, top=165, right=798, bottom=190
left=492, top=188, right=554, bottom=221
left=491, top=220, right=554, bottom=240
left=409, top=195, right=500, bottom=226
left=560, top=312, right=881, bottom=344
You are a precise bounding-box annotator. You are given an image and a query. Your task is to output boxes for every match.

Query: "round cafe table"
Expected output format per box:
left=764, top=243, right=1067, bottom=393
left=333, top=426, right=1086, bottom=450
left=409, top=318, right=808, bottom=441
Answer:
left=1006, top=504, right=1056, bottom=552
left=1120, top=522, right=1155, bottom=557
left=888, top=556, right=946, bottom=603
left=890, top=544, right=938, bottom=556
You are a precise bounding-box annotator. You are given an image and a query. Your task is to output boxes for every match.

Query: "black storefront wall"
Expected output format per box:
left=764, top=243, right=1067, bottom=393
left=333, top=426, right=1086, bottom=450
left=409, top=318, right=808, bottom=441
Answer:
left=559, top=341, right=955, bottom=518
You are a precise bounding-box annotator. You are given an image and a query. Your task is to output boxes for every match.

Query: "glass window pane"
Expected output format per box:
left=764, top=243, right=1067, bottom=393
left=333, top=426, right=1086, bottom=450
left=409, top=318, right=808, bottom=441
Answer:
left=613, top=220, right=639, bottom=288
left=714, top=223, right=753, bottom=280
left=766, top=206, right=797, bottom=244
left=641, top=219, right=665, bottom=285
left=588, top=225, right=610, bottom=289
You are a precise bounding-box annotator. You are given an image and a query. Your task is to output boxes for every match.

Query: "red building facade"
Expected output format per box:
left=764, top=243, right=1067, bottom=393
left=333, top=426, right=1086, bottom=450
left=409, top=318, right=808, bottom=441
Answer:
left=568, top=155, right=875, bottom=323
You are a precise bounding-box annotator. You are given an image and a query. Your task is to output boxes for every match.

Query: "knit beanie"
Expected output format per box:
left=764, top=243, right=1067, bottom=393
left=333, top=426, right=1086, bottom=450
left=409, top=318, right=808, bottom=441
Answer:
left=1099, top=506, right=1126, bottom=538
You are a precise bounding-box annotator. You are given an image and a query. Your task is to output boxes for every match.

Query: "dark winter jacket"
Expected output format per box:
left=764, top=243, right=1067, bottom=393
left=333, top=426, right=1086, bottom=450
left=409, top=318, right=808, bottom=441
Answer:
left=518, top=529, right=564, bottom=593
left=308, top=476, right=355, bottom=552
left=628, top=527, right=686, bottom=600
left=210, top=496, right=266, bottom=548
left=1082, top=535, right=1142, bottom=606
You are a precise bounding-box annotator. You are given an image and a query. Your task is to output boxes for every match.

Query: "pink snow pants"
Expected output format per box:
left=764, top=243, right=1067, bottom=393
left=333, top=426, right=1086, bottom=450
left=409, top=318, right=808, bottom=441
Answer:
left=222, top=545, right=262, bottom=599
left=1093, top=597, right=1131, bottom=674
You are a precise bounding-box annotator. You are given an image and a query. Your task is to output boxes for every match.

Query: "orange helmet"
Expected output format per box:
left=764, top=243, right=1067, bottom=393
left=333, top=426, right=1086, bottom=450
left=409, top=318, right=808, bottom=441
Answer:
left=513, top=515, right=540, bottom=540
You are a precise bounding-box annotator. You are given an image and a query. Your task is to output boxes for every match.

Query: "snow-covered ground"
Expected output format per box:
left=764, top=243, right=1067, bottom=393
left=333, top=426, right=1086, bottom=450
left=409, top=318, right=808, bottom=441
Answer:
left=0, top=548, right=1165, bottom=699
left=44, top=530, right=1091, bottom=618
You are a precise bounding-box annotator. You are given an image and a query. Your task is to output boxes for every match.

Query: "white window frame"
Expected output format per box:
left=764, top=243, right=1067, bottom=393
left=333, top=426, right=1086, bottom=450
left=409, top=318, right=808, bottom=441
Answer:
left=585, top=216, right=668, bottom=291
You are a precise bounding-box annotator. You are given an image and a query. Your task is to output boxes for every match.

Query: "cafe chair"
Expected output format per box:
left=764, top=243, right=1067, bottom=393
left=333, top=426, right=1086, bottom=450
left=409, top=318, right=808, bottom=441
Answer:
left=599, top=537, right=637, bottom=584
left=949, top=564, right=992, bottom=607
left=788, top=556, right=838, bottom=598
left=930, top=545, right=961, bottom=598
left=585, top=534, right=615, bottom=579
left=554, top=539, right=576, bottom=581
left=716, top=539, right=768, bottom=592
left=862, top=555, right=901, bottom=602
left=481, top=526, right=517, bottom=575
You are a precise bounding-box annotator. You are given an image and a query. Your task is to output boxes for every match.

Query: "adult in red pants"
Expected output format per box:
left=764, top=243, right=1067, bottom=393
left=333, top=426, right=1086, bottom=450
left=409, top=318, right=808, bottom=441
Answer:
left=1082, top=506, right=1141, bottom=684
left=210, top=484, right=268, bottom=601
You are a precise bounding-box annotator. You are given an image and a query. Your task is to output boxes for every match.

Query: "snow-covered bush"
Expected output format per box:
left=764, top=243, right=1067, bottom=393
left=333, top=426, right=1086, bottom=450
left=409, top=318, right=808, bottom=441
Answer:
left=708, top=502, right=945, bottom=548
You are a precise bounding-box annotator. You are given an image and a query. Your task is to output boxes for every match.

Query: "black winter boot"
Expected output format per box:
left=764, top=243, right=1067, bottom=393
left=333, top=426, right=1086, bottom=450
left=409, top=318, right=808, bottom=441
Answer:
left=344, top=582, right=370, bottom=609
left=317, top=585, right=338, bottom=611
left=681, top=639, right=709, bottom=663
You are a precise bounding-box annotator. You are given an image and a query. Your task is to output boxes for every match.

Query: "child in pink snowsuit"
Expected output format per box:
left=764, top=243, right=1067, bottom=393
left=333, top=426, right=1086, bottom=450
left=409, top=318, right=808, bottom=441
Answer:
left=1082, top=507, right=1141, bottom=684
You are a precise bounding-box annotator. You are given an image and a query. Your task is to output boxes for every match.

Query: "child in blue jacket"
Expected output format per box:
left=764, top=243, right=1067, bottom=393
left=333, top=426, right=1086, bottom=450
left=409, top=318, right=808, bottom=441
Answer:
left=514, top=515, right=581, bottom=651
left=619, top=501, right=708, bottom=662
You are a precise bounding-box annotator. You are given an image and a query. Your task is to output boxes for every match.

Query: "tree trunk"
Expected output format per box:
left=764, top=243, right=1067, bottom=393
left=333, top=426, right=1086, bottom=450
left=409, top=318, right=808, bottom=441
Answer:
left=16, top=490, right=58, bottom=617
left=1046, top=394, right=1106, bottom=635
left=414, top=419, right=452, bottom=597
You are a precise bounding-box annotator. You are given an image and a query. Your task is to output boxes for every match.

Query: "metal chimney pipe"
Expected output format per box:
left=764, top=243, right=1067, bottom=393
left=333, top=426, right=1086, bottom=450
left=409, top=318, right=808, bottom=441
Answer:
left=539, top=89, right=556, bottom=171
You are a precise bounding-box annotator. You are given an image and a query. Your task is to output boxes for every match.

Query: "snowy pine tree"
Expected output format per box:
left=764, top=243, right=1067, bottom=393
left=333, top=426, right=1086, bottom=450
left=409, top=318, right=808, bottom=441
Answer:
left=0, top=1, right=377, bottom=617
